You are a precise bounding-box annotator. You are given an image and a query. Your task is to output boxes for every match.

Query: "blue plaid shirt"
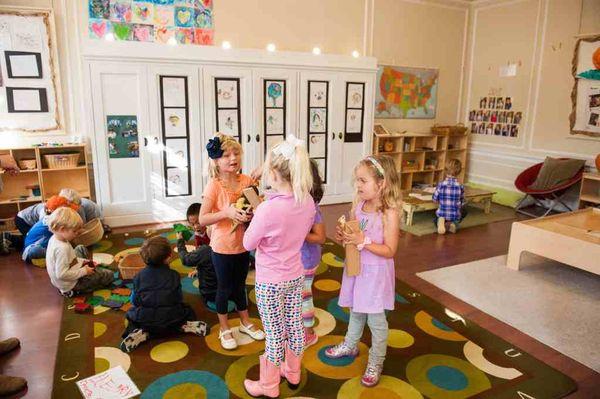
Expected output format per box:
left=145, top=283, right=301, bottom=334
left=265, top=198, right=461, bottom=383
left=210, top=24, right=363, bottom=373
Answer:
left=432, top=177, right=464, bottom=222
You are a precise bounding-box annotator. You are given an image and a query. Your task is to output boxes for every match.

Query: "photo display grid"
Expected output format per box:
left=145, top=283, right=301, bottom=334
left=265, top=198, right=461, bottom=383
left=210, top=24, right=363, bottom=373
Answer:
left=344, top=82, right=365, bottom=143
left=307, top=80, right=329, bottom=183
left=214, top=77, right=241, bottom=142
left=468, top=96, right=522, bottom=138
left=263, top=79, right=286, bottom=155
left=160, top=75, right=191, bottom=197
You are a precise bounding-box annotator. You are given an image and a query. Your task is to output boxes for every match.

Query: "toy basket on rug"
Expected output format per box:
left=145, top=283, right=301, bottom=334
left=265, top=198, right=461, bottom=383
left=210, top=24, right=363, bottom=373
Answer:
left=72, top=219, right=103, bottom=247
left=118, top=253, right=145, bottom=280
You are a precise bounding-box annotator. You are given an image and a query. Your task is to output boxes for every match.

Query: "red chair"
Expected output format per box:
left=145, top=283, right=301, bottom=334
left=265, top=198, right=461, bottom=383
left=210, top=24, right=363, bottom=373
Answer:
left=514, top=159, right=584, bottom=217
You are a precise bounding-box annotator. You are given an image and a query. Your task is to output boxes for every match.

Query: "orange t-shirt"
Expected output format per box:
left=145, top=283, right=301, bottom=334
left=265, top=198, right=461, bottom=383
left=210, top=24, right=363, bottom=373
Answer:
left=202, top=174, right=255, bottom=255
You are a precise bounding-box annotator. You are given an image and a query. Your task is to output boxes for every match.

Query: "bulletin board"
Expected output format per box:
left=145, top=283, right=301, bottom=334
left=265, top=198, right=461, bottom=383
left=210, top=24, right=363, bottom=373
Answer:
left=0, top=10, right=61, bottom=132
left=570, top=34, right=600, bottom=138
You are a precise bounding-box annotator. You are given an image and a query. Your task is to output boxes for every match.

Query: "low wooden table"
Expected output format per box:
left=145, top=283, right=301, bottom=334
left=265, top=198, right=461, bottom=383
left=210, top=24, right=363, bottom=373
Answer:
left=507, top=208, right=600, bottom=275
left=401, top=187, right=496, bottom=226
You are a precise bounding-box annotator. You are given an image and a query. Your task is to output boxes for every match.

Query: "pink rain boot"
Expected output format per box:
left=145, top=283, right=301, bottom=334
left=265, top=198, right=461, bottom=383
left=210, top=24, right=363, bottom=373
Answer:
left=280, top=346, right=303, bottom=389
left=244, top=355, right=280, bottom=398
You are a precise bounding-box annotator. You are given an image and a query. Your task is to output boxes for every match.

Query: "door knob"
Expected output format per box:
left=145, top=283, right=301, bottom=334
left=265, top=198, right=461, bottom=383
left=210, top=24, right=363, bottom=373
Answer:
left=247, top=134, right=251, bottom=143
left=331, top=132, right=335, bottom=140
left=338, top=132, right=343, bottom=140
left=256, top=134, right=260, bottom=142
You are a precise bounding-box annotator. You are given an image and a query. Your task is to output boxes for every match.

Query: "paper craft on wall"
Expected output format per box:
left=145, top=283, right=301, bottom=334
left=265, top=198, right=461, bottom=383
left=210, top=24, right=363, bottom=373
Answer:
left=88, top=0, right=214, bottom=46
left=162, top=77, right=186, bottom=107
left=309, top=108, right=326, bottom=133
left=570, top=35, right=600, bottom=137
left=263, top=79, right=286, bottom=154
left=217, top=109, right=239, bottom=137
left=166, top=167, right=190, bottom=196
left=163, top=108, right=187, bottom=137
left=215, top=77, right=241, bottom=141
left=265, top=108, right=284, bottom=134
left=309, top=81, right=327, bottom=107
left=344, top=81, right=365, bottom=142
left=216, top=79, right=238, bottom=108
left=0, top=10, right=61, bottom=132
left=165, top=138, right=188, bottom=167
left=106, top=115, right=140, bottom=159
left=4, top=51, right=42, bottom=78
left=375, top=65, right=438, bottom=119
left=307, top=80, right=329, bottom=183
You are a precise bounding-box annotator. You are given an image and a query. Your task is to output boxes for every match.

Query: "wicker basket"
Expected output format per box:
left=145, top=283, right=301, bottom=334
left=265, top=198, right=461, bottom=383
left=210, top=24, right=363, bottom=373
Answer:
left=118, top=253, right=145, bottom=280
left=44, top=153, right=80, bottom=169
left=72, top=218, right=104, bottom=247
left=431, top=124, right=469, bottom=136
left=18, top=159, right=37, bottom=170
left=0, top=218, right=16, bottom=232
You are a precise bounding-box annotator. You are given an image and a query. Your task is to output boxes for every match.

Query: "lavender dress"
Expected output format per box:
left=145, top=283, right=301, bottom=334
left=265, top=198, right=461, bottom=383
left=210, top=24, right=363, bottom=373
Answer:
left=338, top=201, right=395, bottom=314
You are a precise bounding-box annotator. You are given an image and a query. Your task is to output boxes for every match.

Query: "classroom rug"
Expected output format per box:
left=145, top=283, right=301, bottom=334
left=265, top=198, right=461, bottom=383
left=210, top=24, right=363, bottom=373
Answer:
left=417, top=253, right=600, bottom=373
left=52, top=229, right=576, bottom=399
left=401, top=203, right=516, bottom=236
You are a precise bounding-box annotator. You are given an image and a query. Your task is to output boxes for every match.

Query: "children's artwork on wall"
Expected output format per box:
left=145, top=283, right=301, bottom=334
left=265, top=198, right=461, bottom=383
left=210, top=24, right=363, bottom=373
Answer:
left=216, top=79, right=238, bottom=108
left=345, top=81, right=365, bottom=142
left=217, top=109, right=239, bottom=136
left=468, top=94, right=522, bottom=138
left=266, top=135, right=284, bottom=154
left=265, top=80, right=284, bottom=107
left=309, top=108, right=326, bottom=133
left=106, top=115, right=139, bottom=159
left=165, top=138, right=188, bottom=167
left=375, top=65, right=438, bottom=119
left=265, top=108, right=284, bottom=134
left=0, top=11, right=60, bottom=131
left=346, top=109, right=363, bottom=133
left=89, top=0, right=214, bottom=46
left=309, top=81, right=327, bottom=107
left=162, top=77, right=186, bottom=107
left=308, top=134, right=326, bottom=158
left=166, top=167, right=189, bottom=196
left=570, top=35, right=600, bottom=137
left=163, top=108, right=187, bottom=137
left=347, top=83, right=364, bottom=108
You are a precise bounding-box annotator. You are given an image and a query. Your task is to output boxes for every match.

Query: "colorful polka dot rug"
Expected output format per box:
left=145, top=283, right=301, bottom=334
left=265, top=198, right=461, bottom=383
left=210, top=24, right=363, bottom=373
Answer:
left=52, top=229, right=576, bottom=398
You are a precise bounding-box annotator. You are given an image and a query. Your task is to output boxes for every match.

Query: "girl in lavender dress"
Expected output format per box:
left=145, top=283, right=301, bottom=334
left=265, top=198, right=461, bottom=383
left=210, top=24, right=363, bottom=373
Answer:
left=326, top=155, right=401, bottom=387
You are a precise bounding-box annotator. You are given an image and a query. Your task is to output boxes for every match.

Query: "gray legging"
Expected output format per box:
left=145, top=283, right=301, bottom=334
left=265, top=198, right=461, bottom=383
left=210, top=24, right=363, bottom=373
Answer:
left=71, top=245, right=115, bottom=293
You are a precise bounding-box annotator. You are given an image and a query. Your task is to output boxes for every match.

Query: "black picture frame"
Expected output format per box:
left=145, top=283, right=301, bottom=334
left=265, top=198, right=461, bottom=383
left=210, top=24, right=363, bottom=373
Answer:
left=4, top=51, right=43, bottom=79
left=344, top=81, right=365, bottom=143
left=6, top=87, right=48, bottom=113
left=214, top=77, right=242, bottom=142
left=159, top=75, right=192, bottom=198
left=307, top=80, right=330, bottom=183
left=263, top=79, right=287, bottom=155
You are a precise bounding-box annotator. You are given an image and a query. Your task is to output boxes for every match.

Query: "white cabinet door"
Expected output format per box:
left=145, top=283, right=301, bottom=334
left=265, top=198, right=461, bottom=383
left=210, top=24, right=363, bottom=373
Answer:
left=146, top=64, right=203, bottom=222
left=252, top=68, right=298, bottom=165
left=202, top=66, right=255, bottom=175
left=298, top=71, right=338, bottom=199
left=333, top=72, right=375, bottom=199
left=87, top=62, right=154, bottom=226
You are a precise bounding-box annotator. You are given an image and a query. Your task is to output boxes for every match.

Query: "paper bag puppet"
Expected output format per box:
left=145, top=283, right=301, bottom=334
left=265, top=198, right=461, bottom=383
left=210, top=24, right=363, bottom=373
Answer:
left=338, top=215, right=361, bottom=276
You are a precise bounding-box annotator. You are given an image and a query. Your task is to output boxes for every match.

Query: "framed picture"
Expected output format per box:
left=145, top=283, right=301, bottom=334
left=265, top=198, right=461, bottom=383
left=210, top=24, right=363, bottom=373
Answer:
left=265, top=80, right=285, bottom=108
left=265, top=108, right=284, bottom=135
left=6, top=87, right=48, bottom=112
left=163, top=108, right=187, bottom=137
left=162, top=77, right=186, bottom=107
left=309, top=108, right=327, bottom=133
left=215, top=78, right=239, bottom=108
left=217, top=108, right=239, bottom=136
left=4, top=51, right=42, bottom=79
left=165, top=138, right=188, bottom=167
left=346, top=83, right=364, bottom=108
left=309, top=81, right=328, bottom=107
left=570, top=34, right=600, bottom=137
left=166, top=167, right=190, bottom=196
left=346, top=109, right=363, bottom=133
left=308, top=134, right=326, bottom=158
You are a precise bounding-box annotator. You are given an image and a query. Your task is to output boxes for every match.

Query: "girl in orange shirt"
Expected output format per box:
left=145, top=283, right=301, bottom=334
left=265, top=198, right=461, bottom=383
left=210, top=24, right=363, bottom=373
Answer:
left=199, top=133, right=265, bottom=350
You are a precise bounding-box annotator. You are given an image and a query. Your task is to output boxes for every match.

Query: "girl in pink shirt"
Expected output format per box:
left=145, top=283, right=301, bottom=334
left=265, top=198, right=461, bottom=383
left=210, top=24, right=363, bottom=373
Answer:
left=242, top=135, right=315, bottom=398
left=326, top=155, right=401, bottom=388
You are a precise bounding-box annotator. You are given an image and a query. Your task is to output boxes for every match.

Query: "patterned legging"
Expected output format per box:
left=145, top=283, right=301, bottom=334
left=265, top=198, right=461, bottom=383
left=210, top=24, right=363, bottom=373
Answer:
left=255, top=275, right=305, bottom=365
left=302, top=265, right=318, bottom=328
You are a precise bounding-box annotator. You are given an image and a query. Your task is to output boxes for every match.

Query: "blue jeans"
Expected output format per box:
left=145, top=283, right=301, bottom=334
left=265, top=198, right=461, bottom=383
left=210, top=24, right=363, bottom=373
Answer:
left=433, top=206, right=469, bottom=229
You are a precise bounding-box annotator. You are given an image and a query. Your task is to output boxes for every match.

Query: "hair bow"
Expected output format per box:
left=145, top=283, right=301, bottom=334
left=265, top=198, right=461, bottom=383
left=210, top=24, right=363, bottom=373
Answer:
left=206, top=136, right=224, bottom=159
left=273, top=134, right=304, bottom=160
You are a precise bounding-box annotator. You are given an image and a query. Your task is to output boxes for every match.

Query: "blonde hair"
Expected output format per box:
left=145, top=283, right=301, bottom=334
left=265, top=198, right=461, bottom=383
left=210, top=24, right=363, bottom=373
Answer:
left=47, top=207, right=83, bottom=233
left=263, top=136, right=313, bottom=203
left=59, top=188, right=81, bottom=205
left=354, top=155, right=401, bottom=212
left=445, top=159, right=462, bottom=177
left=208, top=133, right=243, bottom=178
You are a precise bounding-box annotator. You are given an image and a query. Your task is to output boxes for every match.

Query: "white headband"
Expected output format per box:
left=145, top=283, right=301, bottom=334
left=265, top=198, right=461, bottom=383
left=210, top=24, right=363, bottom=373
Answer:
left=272, top=134, right=304, bottom=160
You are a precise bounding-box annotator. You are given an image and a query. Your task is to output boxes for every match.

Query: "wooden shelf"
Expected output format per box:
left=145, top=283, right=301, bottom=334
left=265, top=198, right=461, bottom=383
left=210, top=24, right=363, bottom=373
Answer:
left=0, top=196, right=42, bottom=205
left=580, top=194, right=600, bottom=204
left=41, top=166, right=87, bottom=172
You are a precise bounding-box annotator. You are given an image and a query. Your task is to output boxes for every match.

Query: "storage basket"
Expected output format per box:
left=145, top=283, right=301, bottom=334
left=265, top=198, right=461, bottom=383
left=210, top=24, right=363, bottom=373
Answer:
left=0, top=218, right=16, bottom=232
left=18, top=159, right=37, bottom=170
left=431, top=124, right=468, bottom=136
left=72, top=218, right=104, bottom=247
left=44, top=153, right=80, bottom=169
left=118, top=253, right=145, bottom=280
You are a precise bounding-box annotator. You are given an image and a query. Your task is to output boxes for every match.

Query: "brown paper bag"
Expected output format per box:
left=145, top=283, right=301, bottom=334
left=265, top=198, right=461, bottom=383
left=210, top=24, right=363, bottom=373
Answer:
left=343, top=220, right=361, bottom=277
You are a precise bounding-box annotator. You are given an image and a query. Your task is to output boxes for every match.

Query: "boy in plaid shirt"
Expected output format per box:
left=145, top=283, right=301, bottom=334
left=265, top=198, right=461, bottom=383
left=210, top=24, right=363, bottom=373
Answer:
left=432, top=159, right=467, bottom=234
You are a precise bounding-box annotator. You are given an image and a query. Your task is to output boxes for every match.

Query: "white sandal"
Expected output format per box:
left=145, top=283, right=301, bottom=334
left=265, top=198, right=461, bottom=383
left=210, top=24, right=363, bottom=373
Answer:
left=239, top=323, right=265, bottom=341
left=219, top=329, right=238, bottom=350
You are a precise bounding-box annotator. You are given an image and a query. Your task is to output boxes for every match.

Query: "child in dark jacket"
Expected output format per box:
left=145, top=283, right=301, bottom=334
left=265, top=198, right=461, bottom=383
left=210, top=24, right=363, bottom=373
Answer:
left=176, top=231, right=217, bottom=307
left=120, top=236, right=208, bottom=353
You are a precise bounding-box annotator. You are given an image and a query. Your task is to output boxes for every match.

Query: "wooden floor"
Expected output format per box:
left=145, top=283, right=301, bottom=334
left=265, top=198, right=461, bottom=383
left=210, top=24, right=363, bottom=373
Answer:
left=0, top=204, right=598, bottom=398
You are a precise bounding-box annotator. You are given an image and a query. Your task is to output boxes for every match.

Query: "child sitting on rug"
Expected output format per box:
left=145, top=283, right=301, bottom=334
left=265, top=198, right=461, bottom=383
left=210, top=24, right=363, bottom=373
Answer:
left=59, top=188, right=111, bottom=233
left=45, top=207, right=114, bottom=297
left=432, top=159, right=467, bottom=235
left=328, top=155, right=401, bottom=387
left=242, top=135, right=316, bottom=398
left=120, top=236, right=208, bottom=353
left=22, top=196, right=80, bottom=263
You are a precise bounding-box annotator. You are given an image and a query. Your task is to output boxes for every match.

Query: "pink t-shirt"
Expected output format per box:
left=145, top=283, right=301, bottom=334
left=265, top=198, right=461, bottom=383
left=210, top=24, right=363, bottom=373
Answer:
left=243, top=193, right=315, bottom=284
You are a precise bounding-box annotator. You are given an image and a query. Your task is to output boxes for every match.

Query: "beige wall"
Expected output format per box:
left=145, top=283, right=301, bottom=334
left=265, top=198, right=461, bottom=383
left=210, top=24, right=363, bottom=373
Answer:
left=464, top=0, right=600, bottom=191
left=372, top=0, right=468, bottom=133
